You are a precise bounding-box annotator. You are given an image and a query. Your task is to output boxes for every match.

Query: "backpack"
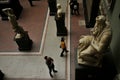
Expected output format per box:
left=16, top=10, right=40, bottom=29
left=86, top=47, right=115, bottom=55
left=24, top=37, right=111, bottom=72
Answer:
left=73, top=4, right=77, bottom=9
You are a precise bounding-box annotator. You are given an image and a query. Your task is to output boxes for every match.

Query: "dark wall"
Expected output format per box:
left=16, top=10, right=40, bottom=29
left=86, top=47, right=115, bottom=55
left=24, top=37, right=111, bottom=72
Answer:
left=83, top=0, right=100, bottom=28
left=109, top=0, right=120, bottom=73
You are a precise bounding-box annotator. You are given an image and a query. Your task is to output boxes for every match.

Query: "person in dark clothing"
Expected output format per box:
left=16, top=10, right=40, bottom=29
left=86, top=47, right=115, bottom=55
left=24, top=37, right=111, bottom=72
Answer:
left=60, top=37, right=69, bottom=57
left=73, top=1, right=80, bottom=15
left=69, top=0, right=80, bottom=15
left=28, top=0, right=34, bottom=6
left=44, top=56, right=58, bottom=78
left=69, top=0, right=74, bottom=15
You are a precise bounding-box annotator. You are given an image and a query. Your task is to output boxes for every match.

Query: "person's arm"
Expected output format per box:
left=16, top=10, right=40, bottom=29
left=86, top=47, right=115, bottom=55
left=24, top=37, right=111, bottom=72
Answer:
left=49, top=57, right=54, bottom=63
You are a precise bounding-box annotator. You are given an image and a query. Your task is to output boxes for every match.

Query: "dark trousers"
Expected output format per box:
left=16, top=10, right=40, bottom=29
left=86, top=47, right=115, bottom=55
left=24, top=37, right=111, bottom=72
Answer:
left=28, top=0, right=33, bottom=6
left=73, top=9, right=80, bottom=15
left=61, top=48, right=68, bottom=56
left=48, top=64, right=56, bottom=76
left=70, top=8, right=74, bottom=14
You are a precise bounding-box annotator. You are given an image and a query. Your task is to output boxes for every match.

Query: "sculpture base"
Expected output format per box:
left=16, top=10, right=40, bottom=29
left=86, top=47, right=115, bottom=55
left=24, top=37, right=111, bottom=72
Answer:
left=16, top=39, right=33, bottom=51
left=49, top=12, right=56, bottom=16
left=57, top=26, right=68, bottom=36
left=75, top=64, right=102, bottom=80
left=14, top=33, right=33, bottom=51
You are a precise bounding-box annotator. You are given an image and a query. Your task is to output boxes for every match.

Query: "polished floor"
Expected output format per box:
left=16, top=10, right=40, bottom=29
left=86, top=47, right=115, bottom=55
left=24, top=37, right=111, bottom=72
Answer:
left=0, top=0, right=90, bottom=80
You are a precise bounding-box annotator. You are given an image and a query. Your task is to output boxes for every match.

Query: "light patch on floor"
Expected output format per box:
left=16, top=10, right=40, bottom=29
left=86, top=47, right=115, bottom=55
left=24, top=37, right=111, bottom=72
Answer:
left=78, top=20, right=85, bottom=26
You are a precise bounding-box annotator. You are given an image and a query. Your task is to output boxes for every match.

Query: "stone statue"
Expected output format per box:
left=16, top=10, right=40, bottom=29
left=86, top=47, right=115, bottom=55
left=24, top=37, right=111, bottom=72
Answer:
left=77, top=15, right=112, bottom=67
left=56, top=3, right=63, bottom=18
left=2, top=8, right=26, bottom=39
left=2, top=8, right=33, bottom=51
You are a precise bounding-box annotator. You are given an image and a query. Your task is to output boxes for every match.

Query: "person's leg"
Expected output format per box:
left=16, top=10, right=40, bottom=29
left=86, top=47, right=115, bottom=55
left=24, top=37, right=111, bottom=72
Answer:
left=74, top=9, right=77, bottom=15
left=52, top=64, right=58, bottom=72
left=70, top=7, right=74, bottom=15
left=65, top=47, right=69, bottom=53
left=28, top=0, right=33, bottom=6
left=60, top=49, right=65, bottom=57
left=77, top=9, right=80, bottom=15
left=48, top=67, right=53, bottom=78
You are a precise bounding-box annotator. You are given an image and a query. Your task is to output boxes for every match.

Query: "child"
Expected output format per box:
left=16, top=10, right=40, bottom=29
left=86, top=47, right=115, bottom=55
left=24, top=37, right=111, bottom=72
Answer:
left=60, top=37, right=69, bottom=57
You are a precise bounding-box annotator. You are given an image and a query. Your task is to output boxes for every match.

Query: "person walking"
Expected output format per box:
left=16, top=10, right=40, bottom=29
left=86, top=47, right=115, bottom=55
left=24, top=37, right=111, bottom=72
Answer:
left=72, top=0, right=80, bottom=15
left=69, top=0, right=80, bottom=15
left=60, top=37, right=69, bottom=57
left=44, top=56, right=58, bottom=78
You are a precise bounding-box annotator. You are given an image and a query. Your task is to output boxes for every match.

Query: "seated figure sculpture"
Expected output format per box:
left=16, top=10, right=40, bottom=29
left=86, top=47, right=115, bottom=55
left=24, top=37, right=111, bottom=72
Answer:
left=77, top=15, right=112, bottom=67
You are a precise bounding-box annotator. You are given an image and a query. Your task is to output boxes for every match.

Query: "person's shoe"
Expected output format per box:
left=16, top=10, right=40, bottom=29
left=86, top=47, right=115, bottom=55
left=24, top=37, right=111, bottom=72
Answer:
left=53, top=70, right=58, bottom=73
left=66, top=50, right=69, bottom=53
left=60, top=54, right=64, bottom=57
left=50, top=74, right=53, bottom=78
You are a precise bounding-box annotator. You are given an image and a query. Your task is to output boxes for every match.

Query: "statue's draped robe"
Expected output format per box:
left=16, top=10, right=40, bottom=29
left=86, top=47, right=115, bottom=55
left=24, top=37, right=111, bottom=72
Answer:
left=78, top=26, right=112, bottom=67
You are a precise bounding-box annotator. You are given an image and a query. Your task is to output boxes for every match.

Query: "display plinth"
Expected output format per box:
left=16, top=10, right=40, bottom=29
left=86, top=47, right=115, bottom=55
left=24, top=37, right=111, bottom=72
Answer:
left=55, top=13, right=68, bottom=36
left=47, top=0, right=57, bottom=16
left=0, top=0, right=23, bottom=20
left=14, top=32, right=33, bottom=51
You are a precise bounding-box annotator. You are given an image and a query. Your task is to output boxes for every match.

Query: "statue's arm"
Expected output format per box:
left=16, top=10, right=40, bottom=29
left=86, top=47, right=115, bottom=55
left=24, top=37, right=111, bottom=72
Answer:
left=2, top=8, right=12, bottom=16
left=2, top=9, right=9, bottom=16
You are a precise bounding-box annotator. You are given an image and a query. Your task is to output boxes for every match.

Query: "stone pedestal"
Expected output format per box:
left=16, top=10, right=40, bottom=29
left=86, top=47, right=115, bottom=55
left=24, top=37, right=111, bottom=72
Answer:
left=0, top=70, right=4, bottom=80
left=55, top=13, right=68, bottom=36
left=14, top=32, right=33, bottom=51
left=0, top=0, right=23, bottom=20
left=47, top=0, right=57, bottom=16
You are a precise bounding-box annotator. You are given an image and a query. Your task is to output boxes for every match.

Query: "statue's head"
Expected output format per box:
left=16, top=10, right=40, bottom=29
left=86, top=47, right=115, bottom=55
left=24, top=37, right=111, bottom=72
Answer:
left=2, top=8, right=14, bottom=14
left=57, top=3, right=61, bottom=9
left=96, top=15, right=106, bottom=24
left=57, top=4, right=62, bottom=18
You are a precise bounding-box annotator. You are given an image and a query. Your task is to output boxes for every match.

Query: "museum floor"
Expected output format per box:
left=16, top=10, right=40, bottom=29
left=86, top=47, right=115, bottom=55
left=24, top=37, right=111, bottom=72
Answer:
left=0, top=0, right=90, bottom=80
